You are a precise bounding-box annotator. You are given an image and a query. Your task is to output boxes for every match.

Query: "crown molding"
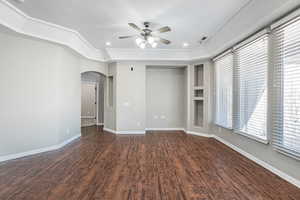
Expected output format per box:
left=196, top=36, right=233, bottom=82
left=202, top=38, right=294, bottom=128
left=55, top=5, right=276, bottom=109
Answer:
left=106, top=48, right=194, bottom=61
left=3, top=0, right=297, bottom=62
left=0, top=0, right=108, bottom=61
left=0, top=0, right=212, bottom=62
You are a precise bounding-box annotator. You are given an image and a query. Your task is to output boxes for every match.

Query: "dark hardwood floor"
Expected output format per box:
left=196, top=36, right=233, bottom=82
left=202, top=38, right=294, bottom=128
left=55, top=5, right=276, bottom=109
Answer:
left=0, top=126, right=299, bottom=200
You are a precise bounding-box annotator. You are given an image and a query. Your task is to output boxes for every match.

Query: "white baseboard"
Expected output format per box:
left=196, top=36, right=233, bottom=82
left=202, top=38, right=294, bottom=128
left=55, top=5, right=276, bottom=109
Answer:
left=81, top=123, right=96, bottom=127
left=0, top=134, right=81, bottom=163
left=1, top=128, right=299, bottom=188
left=104, top=128, right=145, bottom=134
left=146, top=128, right=185, bottom=131
left=213, top=135, right=300, bottom=188
left=103, top=127, right=117, bottom=134
left=185, top=130, right=300, bottom=188
left=116, top=130, right=146, bottom=134
left=186, top=131, right=214, bottom=138
left=96, top=123, right=104, bottom=126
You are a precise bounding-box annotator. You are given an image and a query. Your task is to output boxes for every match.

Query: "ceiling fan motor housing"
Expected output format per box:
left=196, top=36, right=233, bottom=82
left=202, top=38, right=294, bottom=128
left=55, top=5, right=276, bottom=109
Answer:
left=144, top=22, right=150, bottom=28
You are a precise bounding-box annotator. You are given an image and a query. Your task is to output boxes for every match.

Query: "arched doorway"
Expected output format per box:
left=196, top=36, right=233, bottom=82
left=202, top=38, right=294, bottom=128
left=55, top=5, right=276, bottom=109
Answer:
left=80, top=71, right=106, bottom=128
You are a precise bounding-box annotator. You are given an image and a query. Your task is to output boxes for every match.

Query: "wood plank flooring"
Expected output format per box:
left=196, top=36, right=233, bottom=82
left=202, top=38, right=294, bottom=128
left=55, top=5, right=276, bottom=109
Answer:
left=0, top=126, right=299, bottom=200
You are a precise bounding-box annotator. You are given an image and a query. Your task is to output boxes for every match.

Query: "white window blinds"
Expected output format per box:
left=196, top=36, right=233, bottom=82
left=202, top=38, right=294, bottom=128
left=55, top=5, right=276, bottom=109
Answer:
left=234, top=35, right=269, bottom=142
left=272, top=17, right=300, bottom=159
left=214, top=53, right=233, bottom=129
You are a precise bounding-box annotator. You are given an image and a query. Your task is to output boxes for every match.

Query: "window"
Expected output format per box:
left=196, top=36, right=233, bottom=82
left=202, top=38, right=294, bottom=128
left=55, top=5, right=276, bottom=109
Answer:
left=272, top=17, right=300, bottom=159
left=108, top=76, right=114, bottom=107
left=233, top=35, right=269, bottom=143
left=214, top=53, right=233, bottom=129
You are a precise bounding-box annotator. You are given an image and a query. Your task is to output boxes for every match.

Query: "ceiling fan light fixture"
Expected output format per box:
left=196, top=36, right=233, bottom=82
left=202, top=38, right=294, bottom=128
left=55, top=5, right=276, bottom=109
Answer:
left=120, top=22, right=171, bottom=48
left=147, top=36, right=155, bottom=44
left=139, top=42, right=146, bottom=49
left=151, top=42, right=158, bottom=48
left=136, top=38, right=143, bottom=45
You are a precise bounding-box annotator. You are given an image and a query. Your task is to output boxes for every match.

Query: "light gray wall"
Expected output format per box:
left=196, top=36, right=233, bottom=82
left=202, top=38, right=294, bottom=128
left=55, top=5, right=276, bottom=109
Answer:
left=146, top=67, right=186, bottom=129
left=104, top=62, right=117, bottom=131
left=80, top=58, right=107, bottom=75
left=116, top=62, right=146, bottom=132
left=0, top=31, right=81, bottom=157
left=212, top=126, right=300, bottom=180
left=109, top=61, right=189, bottom=133
left=0, top=32, right=60, bottom=156
left=56, top=48, right=81, bottom=143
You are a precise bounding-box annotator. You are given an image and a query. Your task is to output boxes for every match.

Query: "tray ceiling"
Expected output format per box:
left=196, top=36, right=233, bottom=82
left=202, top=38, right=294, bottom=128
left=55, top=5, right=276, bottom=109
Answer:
left=8, top=0, right=251, bottom=50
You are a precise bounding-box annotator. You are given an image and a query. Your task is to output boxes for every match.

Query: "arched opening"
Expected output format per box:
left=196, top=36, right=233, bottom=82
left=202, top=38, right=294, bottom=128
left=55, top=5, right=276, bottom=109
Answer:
left=80, top=71, right=106, bottom=131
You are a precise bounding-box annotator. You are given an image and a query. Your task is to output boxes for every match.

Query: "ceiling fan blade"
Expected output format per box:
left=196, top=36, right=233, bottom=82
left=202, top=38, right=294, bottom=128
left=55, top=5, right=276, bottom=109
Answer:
left=118, top=35, right=135, bottom=39
left=128, top=23, right=142, bottom=31
left=159, top=37, right=171, bottom=45
left=153, top=26, right=171, bottom=34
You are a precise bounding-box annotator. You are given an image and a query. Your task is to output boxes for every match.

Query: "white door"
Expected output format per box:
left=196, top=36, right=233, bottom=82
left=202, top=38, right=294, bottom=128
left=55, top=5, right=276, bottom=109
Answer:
left=81, top=82, right=97, bottom=127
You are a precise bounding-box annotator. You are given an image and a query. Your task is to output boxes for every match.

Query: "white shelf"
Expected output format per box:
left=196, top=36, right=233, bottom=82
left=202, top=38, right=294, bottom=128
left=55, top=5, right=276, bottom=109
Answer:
left=194, top=86, right=204, bottom=90
left=193, top=64, right=205, bottom=127
left=194, top=97, right=204, bottom=101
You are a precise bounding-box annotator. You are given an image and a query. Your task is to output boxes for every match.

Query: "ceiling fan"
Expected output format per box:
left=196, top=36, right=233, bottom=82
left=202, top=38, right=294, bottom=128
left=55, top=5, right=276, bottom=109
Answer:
left=118, top=22, right=171, bottom=48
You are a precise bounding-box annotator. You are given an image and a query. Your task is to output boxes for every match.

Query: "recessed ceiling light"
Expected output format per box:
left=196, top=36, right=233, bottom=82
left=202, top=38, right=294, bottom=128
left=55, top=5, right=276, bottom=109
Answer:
left=105, top=42, right=111, bottom=46
left=183, top=42, right=189, bottom=47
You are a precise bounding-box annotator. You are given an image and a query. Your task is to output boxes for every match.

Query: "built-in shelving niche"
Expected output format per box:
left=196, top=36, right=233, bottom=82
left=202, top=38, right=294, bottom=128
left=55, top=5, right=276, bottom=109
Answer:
left=194, top=89, right=203, bottom=98
left=194, top=100, right=204, bottom=127
left=193, top=64, right=204, bottom=127
left=194, top=64, right=204, bottom=87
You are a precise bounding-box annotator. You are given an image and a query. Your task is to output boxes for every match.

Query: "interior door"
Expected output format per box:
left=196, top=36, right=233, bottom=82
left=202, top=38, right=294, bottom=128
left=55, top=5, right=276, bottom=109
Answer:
left=81, top=82, right=97, bottom=127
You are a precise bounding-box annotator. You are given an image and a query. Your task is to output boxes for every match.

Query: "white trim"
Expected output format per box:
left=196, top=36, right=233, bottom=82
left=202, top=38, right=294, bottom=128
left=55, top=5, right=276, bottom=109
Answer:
left=234, top=131, right=269, bottom=145
left=116, top=130, right=146, bottom=135
left=185, top=131, right=214, bottom=138
left=145, top=128, right=185, bottom=131
left=96, top=82, right=99, bottom=125
left=106, top=48, right=193, bottom=62
left=0, top=0, right=107, bottom=61
left=97, top=123, right=104, bottom=126
left=0, top=134, right=81, bottom=163
left=185, top=130, right=300, bottom=188
left=81, top=123, right=96, bottom=127
left=103, top=127, right=117, bottom=134
left=213, top=135, right=300, bottom=188
left=1, top=0, right=299, bottom=62
left=0, top=0, right=202, bottom=62
left=1, top=128, right=299, bottom=188
left=81, top=116, right=96, bottom=119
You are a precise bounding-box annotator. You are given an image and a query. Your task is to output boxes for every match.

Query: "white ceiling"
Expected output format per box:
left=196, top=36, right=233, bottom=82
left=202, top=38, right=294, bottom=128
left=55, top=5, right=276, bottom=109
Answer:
left=8, top=0, right=251, bottom=50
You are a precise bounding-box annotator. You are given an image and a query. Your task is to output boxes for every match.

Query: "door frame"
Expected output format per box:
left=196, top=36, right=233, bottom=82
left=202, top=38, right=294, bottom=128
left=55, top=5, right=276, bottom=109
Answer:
left=81, top=80, right=99, bottom=127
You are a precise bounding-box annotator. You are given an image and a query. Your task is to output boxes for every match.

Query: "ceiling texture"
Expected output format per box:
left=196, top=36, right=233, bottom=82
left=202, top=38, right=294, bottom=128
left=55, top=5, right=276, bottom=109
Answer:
left=3, top=0, right=300, bottom=61
left=8, top=0, right=251, bottom=49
